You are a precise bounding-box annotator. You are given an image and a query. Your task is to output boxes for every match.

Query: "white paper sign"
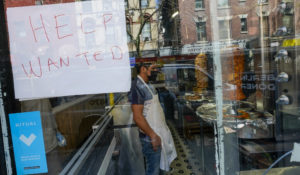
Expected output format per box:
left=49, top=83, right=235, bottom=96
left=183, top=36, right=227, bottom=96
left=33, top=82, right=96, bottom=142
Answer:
left=7, top=0, right=131, bottom=100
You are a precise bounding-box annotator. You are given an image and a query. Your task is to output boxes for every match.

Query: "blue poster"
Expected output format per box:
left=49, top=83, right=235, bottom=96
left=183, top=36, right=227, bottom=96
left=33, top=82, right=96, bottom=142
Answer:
left=9, top=111, right=48, bottom=175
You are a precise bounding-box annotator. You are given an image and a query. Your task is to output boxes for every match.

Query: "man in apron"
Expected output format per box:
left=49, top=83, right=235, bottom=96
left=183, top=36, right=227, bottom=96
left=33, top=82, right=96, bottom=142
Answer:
left=129, top=63, right=177, bottom=175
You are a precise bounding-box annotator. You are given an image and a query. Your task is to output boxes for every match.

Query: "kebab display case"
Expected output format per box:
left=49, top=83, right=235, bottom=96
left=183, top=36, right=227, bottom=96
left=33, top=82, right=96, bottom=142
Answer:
left=173, top=42, right=298, bottom=173
left=181, top=39, right=300, bottom=174
left=192, top=47, right=279, bottom=174
left=176, top=48, right=275, bottom=138
left=195, top=47, right=275, bottom=139
left=160, top=1, right=300, bottom=173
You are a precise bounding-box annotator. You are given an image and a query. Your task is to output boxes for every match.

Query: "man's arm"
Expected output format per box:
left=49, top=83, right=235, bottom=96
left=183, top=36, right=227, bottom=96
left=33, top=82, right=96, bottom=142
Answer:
left=132, top=104, right=161, bottom=151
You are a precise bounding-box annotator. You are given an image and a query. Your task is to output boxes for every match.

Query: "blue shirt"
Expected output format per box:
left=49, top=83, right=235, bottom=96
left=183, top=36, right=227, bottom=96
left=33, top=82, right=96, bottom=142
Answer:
left=128, top=76, right=157, bottom=105
left=128, top=77, right=158, bottom=138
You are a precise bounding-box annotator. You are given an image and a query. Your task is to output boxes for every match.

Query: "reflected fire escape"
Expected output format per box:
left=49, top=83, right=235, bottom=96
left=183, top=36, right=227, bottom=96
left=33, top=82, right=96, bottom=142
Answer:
left=159, top=0, right=181, bottom=56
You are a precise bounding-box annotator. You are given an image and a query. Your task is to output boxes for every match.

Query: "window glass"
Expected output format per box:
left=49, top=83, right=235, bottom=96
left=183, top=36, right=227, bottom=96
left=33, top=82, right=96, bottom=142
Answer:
left=218, top=0, right=229, bottom=7
left=195, top=0, right=204, bottom=9
left=126, top=19, right=131, bottom=42
left=219, top=20, right=231, bottom=39
left=241, top=18, right=248, bottom=32
left=142, top=22, right=151, bottom=41
left=196, top=22, right=207, bottom=41
left=141, top=0, right=148, bottom=8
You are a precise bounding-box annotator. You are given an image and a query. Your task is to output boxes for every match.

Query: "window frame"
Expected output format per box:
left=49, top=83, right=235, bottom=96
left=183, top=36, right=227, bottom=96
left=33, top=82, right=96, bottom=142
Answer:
left=195, top=0, right=205, bottom=9
left=218, top=0, right=230, bottom=8
left=218, top=19, right=232, bottom=40
left=140, top=0, right=149, bottom=9
left=126, top=18, right=132, bottom=42
left=125, top=0, right=129, bottom=9
left=196, top=21, right=207, bottom=41
left=240, top=17, right=248, bottom=33
left=141, top=22, right=152, bottom=41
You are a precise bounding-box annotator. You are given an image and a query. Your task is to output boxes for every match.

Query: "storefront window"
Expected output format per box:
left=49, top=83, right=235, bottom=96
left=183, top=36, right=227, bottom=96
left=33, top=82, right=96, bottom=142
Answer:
left=1, top=0, right=300, bottom=175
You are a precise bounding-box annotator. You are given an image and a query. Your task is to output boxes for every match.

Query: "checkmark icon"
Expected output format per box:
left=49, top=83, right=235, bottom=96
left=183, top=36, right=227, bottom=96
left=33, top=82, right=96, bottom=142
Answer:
left=19, top=134, right=36, bottom=146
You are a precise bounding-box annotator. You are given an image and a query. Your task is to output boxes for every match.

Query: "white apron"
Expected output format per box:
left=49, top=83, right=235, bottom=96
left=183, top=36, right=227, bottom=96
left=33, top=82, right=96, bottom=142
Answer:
left=138, top=76, right=177, bottom=171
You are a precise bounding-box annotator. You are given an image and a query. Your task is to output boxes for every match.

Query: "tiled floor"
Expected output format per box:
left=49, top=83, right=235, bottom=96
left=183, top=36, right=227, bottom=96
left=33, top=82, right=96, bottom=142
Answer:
left=107, top=121, right=205, bottom=175
left=166, top=122, right=203, bottom=175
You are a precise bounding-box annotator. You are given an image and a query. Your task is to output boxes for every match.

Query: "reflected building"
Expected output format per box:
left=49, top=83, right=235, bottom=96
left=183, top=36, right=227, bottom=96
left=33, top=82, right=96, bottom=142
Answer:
left=178, top=0, right=261, bottom=55
left=159, top=0, right=299, bottom=57
left=159, top=0, right=181, bottom=55
left=125, top=0, right=160, bottom=58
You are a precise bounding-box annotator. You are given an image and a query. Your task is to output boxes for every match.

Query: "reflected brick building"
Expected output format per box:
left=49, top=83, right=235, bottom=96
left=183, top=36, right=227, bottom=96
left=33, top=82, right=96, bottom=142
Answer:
left=179, top=0, right=261, bottom=45
left=175, top=0, right=297, bottom=55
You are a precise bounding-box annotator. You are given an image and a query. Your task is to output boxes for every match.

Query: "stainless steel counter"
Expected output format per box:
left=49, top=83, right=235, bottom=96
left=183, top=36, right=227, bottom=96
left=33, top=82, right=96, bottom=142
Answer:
left=195, top=101, right=275, bottom=139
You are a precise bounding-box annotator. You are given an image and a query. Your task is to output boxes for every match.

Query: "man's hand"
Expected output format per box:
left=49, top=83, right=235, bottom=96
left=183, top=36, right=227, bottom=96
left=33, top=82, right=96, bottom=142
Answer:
left=150, top=133, right=161, bottom=152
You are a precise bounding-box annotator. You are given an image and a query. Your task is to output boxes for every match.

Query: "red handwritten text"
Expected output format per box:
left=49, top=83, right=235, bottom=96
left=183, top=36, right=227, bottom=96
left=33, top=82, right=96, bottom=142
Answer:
left=48, top=58, right=59, bottom=72
left=93, top=51, right=103, bottom=61
left=54, top=14, right=73, bottom=39
left=29, top=15, right=50, bottom=43
left=29, top=12, right=113, bottom=43
left=21, top=46, right=123, bottom=78
left=80, top=13, right=96, bottom=34
left=22, top=57, right=43, bottom=78
left=103, top=14, right=112, bottom=31
left=76, top=52, right=90, bottom=65
left=111, top=46, right=123, bottom=60
left=60, top=57, right=70, bottom=67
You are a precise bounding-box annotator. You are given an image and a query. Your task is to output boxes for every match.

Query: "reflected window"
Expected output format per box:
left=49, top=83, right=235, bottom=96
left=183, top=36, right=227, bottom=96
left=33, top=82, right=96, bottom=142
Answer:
left=125, top=0, right=129, bottom=9
left=126, top=19, right=131, bottom=42
left=282, top=15, right=294, bottom=34
left=141, top=0, right=148, bottom=8
left=195, top=0, right=204, bottom=9
left=241, top=18, right=248, bottom=32
left=142, top=22, right=151, bottom=41
left=196, top=22, right=206, bottom=41
left=218, top=0, right=229, bottom=7
left=218, top=20, right=231, bottom=39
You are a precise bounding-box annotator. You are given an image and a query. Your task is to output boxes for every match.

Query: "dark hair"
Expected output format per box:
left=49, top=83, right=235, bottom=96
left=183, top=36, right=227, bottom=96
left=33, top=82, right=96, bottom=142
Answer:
left=135, top=62, right=151, bottom=74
